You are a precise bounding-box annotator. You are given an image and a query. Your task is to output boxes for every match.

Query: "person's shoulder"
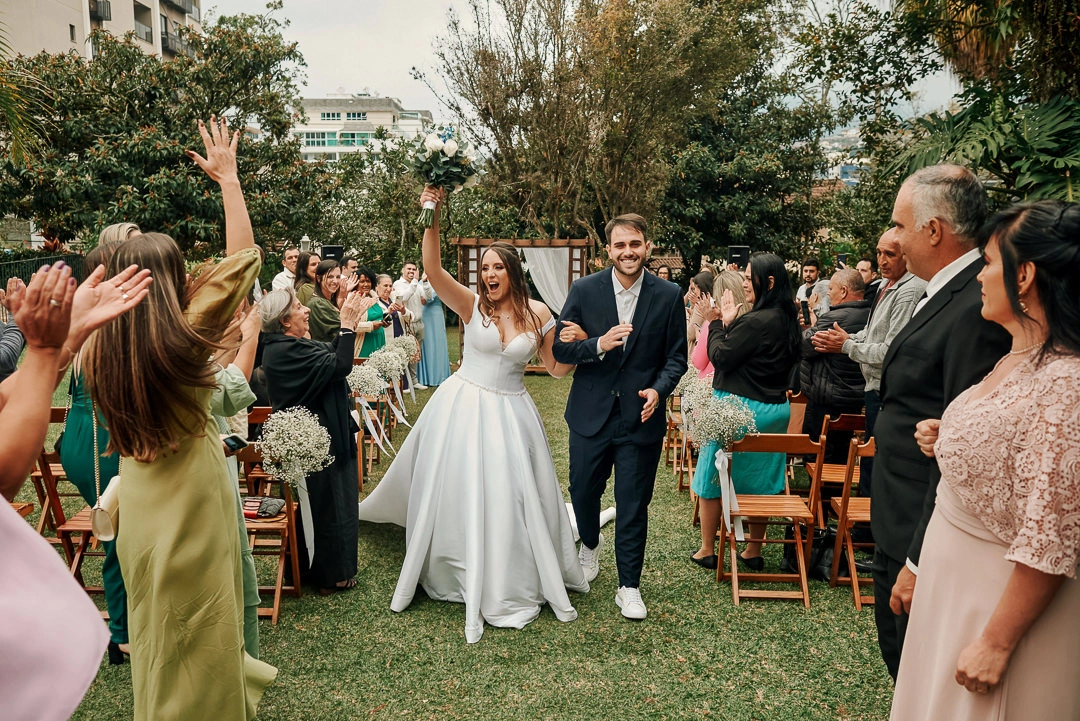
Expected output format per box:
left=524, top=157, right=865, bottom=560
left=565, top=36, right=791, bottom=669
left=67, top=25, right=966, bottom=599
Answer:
left=528, top=298, right=553, bottom=322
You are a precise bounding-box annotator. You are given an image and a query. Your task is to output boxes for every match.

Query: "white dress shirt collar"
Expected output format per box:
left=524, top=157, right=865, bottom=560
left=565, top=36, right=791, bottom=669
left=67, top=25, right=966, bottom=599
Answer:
left=913, top=247, right=981, bottom=315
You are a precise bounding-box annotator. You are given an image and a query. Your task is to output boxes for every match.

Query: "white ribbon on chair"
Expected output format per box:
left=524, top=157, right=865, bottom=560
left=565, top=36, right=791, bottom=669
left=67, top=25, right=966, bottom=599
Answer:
left=716, top=450, right=745, bottom=542
left=386, top=379, right=412, bottom=428
left=357, top=398, right=393, bottom=454
left=297, top=479, right=316, bottom=565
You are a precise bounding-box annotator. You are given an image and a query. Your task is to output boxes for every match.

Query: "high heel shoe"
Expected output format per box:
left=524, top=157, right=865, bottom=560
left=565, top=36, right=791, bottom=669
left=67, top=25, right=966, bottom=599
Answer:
left=107, top=641, right=128, bottom=665
left=737, top=553, right=764, bottom=572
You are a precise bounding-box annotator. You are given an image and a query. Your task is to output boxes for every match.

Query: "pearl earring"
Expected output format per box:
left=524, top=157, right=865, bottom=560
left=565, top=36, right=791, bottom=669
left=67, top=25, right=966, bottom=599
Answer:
left=1019, top=298, right=1029, bottom=314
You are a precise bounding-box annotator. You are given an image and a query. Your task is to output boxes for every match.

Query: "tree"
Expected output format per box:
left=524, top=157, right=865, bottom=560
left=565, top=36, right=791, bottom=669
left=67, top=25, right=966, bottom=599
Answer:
left=424, top=0, right=778, bottom=244
left=0, top=3, right=334, bottom=253
left=659, top=62, right=832, bottom=270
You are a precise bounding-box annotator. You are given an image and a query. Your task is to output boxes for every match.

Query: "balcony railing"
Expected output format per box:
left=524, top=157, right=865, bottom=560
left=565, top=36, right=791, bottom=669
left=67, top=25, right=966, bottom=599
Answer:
left=187, top=3, right=200, bottom=22
left=161, top=32, right=194, bottom=57
left=163, top=0, right=194, bottom=13
left=133, top=20, right=153, bottom=44
left=89, top=0, right=112, bottom=21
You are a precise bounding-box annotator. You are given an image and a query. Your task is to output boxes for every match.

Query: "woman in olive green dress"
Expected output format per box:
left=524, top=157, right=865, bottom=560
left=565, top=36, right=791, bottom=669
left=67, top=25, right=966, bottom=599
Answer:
left=85, top=117, right=276, bottom=721
left=293, top=251, right=320, bottom=305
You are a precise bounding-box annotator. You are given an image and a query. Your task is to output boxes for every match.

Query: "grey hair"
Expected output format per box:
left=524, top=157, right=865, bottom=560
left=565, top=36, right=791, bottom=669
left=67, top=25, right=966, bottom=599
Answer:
left=259, top=288, right=296, bottom=335
left=376, top=273, right=393, bottom=285
left=830, top=268, right=865, bottom=295
left=99, top=222, right=141, bottom=244
left=904, top=164, right=987, bottom=243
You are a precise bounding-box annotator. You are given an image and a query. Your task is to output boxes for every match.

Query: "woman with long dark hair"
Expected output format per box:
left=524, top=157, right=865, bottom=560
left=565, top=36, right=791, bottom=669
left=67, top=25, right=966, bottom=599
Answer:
left=293, top=250, right=320, bottom=305
left=689, top=252, right=800, bottom=571
left=305, top=258, right=344, bottom=342
left=891, top=201, right=1080, bottom=720
left=359, top=187, right=587, bottom=644
left=84, top=117, right=277, bottom=720
left=355, top=266, right=389, bottom=356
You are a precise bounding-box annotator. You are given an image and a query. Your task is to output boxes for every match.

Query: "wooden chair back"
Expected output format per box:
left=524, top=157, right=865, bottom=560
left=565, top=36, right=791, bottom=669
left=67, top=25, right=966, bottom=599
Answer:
left=828, top=437, right=876, bottom=608
left=785, top=390, right=807, bottom=434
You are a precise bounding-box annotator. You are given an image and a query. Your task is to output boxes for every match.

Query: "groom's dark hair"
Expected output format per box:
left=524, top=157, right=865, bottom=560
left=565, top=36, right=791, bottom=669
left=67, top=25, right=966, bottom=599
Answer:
left=604, top=214, right=648, bottom=244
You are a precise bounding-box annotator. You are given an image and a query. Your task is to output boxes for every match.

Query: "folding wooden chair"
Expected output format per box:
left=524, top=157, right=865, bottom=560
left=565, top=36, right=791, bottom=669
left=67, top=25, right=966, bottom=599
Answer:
left=716, top=433, right=824, bottom=608
left=829, top=437, right=875, bottom=609
left=10, top=502, right=34, bottom=518
left=665, top=394, right=683, bottom=469
left=29, top=407, right=76, bottom=540
left=241, top=445, right=303, bottom=625
left=815, top=413, right=866, bottom=525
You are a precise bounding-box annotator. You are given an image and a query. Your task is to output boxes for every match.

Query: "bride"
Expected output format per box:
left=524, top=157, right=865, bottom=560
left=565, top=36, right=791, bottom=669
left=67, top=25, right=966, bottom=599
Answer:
left=358, top=186, right=588, bottom=643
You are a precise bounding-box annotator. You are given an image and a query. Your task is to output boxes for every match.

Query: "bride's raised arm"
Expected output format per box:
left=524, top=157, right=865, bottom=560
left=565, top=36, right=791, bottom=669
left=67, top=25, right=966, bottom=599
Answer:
left=420, top=186, right=477, bottom=324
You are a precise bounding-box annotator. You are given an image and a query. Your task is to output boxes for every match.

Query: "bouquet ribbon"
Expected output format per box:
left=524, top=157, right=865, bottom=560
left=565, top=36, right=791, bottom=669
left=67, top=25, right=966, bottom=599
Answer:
left=716, top=450, right=745, bottom=542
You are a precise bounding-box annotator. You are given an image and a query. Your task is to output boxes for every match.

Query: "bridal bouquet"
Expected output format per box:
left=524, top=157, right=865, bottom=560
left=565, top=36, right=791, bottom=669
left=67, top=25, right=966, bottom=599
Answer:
left=347, top=363, right=386, bottom=398
left=410, top=125, right=480, bottom=227
left=691, top=392, right=757, bottom=449
left=255, top=407, right=334, bottom=488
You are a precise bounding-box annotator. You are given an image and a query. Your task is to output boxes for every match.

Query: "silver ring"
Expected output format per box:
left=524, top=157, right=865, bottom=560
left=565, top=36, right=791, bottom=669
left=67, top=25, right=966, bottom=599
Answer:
left=122, top=293, right=129, bottom=301
left=49, top=299, right=61, bottom=308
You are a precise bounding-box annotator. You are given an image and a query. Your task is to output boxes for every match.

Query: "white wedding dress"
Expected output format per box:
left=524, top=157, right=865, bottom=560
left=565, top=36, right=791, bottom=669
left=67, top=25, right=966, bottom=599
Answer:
left=358, top=295, right=588, bottom=643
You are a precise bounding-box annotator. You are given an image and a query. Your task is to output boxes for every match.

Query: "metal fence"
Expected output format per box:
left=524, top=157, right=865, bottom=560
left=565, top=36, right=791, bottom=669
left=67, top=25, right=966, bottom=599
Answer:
left=0, top=254, right=88, bottom=286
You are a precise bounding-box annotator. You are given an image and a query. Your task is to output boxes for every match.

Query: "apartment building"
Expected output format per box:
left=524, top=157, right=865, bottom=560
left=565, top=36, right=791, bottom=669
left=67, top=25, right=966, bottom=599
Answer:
left=294, top=95, right=434, bottom=162
left=1, top=0, right=202, bottom=60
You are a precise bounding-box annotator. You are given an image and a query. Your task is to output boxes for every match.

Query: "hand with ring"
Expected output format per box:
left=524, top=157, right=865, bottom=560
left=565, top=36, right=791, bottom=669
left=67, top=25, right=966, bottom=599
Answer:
left=11, top=262, right=76, bottom=351
left=67, top=264, right=153, bottom=351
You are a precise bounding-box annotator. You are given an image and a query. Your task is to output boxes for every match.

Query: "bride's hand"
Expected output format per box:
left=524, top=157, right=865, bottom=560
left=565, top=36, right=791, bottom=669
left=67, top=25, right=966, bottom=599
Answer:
left=559, top=320, right=587, bottom=343
left=420, top=185, right=444, bottom=209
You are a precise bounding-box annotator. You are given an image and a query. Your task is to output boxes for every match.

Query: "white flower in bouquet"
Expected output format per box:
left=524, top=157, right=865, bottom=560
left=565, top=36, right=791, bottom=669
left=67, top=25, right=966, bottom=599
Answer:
left=677, top=371, right=712, bottom=414
left=423, top=133, right=444, bottom=155
left=256, top=407, right=334, bottom=488
left=366, top=345, right=409, bottom=382
left=347, top=363, right=386, bottom=398
left=442, top=139, right=459, bottom=156
left=691, top=393, right=757, bottom=449
left=388, top=333, right=420, bottom=362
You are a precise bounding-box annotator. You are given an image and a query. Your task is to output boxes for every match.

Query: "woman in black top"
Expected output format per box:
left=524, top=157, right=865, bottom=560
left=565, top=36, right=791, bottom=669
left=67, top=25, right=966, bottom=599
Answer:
left=690, top=253, right=800, bottom=571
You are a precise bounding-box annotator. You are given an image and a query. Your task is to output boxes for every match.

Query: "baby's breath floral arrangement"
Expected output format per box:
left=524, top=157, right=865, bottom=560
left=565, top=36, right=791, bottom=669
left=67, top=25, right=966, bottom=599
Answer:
left=255, top=407, right=334, bottom=488
left=691, top=392, right=757, bottom=448
left=678, top=372, right=714, bottom=416
left=387, top=333, right=421, bottom=364
left=365, top=343, right=410, bottom=382
left=347, top=363, right=386, bottom=398
left=411, top=125, right=480, bottom=227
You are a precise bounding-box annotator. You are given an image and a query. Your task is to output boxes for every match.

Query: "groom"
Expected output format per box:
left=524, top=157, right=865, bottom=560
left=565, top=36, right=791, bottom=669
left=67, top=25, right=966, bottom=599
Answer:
left=553, top=214, right=687, bottom=620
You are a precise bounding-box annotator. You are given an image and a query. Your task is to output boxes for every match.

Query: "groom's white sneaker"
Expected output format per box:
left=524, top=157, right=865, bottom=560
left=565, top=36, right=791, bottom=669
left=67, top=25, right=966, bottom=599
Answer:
left=578, top=532, right=603, bottom=583
left=616, top=586, right=647, bottom=620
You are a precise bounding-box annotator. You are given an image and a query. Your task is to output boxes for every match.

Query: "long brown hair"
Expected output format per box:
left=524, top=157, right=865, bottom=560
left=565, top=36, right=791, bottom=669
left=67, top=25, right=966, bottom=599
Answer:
left=85, top=233, right=226, bottom=461
left=477, top=242, right=542, bottom=339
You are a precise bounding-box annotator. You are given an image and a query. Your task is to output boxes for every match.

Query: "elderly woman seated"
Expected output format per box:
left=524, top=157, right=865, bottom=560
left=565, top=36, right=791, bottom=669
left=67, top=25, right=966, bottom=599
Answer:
left=257, top=287, right=371, bottom=594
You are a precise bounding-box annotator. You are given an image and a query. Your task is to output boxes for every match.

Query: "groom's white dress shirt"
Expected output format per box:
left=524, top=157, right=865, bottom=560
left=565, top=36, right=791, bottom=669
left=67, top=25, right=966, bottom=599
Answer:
left=597, top=267, right=643, bottom=357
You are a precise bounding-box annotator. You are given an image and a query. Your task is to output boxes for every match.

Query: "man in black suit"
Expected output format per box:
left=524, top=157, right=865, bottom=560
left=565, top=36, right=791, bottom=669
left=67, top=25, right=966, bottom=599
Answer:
left=872, top=164, right=1011, bottom=679
left=553, top=214, right=687, bottom=620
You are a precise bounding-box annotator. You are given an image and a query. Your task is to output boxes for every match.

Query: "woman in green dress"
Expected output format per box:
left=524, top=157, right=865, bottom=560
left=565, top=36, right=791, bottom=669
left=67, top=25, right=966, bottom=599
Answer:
left=356, top=265, right=389, bottom=356
left=59, top=228, right=139, bottom=665
left=85, top=117, right=276, bottom=721
left=293, top=250, right=320, bottom=306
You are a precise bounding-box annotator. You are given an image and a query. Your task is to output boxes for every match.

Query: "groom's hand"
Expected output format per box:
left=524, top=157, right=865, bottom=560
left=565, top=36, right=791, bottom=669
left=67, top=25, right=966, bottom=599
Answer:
left=598, top=323, right=633, bottom=352
left=638, top=388, right=659, bottom=422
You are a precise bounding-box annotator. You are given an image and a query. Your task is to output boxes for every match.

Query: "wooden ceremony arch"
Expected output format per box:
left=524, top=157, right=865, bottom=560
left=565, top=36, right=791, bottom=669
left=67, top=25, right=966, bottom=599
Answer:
left=449, top=237, right=592, bottom=373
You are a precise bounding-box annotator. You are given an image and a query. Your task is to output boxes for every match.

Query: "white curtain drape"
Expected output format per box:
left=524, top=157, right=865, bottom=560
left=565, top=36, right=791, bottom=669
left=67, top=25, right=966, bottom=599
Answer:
left=522, top=247, right=570, bottom=313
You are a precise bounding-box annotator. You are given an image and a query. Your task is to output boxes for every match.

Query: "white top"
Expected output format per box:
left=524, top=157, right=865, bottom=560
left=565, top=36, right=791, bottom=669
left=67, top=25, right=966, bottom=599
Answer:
left=393, top=277, right=433, bottom=324
left=271, top=269, right=295, bottom=291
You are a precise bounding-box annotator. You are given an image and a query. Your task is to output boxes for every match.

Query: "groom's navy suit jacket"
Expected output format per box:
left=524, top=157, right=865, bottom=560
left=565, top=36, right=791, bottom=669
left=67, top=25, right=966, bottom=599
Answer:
left=553, top=269, right=687, bottom=443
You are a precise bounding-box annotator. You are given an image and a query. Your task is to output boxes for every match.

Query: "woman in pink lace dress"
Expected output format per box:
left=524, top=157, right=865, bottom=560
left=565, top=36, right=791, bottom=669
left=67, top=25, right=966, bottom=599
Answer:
left=890, top=200, right=1080, bottom=720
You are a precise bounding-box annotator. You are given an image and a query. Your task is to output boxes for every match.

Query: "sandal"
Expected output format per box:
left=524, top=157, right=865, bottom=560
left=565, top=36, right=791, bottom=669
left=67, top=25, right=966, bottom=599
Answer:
left=319, top=577, right=358, bottom=596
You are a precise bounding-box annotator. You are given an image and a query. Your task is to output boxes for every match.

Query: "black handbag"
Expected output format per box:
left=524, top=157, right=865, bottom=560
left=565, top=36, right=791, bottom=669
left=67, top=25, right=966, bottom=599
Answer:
left=780, top=523, right=845, bottom=582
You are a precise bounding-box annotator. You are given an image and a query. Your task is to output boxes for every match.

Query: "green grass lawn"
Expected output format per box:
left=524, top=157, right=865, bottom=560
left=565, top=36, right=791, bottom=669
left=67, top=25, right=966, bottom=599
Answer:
left=21, top=328, right=893, bottom=720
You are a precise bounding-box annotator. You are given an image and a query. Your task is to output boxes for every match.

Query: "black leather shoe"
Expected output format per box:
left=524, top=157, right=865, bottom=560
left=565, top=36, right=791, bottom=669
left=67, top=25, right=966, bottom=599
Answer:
left=107, top=641, right=127, bottom=665
left=690, top=552, right=718, bottom=570
left=737, top=553, right=764, bottom=572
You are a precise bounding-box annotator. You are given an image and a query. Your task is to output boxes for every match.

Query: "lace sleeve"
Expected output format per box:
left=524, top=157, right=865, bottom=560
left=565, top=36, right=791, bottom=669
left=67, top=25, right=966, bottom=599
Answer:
left=1005, top=361, right=1080, bottom=578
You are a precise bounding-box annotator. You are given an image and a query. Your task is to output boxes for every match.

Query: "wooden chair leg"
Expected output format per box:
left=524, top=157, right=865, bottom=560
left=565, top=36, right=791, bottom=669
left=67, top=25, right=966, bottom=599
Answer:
left=792, top=522, right=811, bottom=608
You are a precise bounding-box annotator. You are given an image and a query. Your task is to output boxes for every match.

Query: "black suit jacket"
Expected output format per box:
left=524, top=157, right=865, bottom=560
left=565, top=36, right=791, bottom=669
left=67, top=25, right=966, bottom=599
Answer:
left=553, top=269, right=687, bottom=443
left=871, top=257, right=1011, bottom=565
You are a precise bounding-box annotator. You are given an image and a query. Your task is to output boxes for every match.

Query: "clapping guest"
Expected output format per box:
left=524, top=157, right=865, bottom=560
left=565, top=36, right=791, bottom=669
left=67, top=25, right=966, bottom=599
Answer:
left=305, top=259, right=344, bottom=342
left=690, top=253, right=800, bottom=571
left=356, top=266, right=388, bottom=357
left=293, top=251, right=320, bottom=305
left=0, top=261, right=147, bottom=721
left=689, top=270, right=748, bottom=379
left=84, top=117, right=277, bottom=720
left=685, top=270, right=715, bottom=354
left=891, top=201, right=1080, bottom=720
left=258, top=287, right=369, bottom=594
left=0, top=279, right=24, bottom=384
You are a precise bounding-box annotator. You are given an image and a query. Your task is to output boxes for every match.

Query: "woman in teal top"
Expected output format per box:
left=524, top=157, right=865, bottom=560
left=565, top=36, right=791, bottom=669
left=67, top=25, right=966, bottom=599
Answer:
left=59, top=236, right=131, bottom=665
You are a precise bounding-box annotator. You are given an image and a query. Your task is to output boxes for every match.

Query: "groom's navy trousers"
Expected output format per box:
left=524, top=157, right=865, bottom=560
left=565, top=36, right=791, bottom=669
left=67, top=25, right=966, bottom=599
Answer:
left=554, top=269, right=687, bottom=589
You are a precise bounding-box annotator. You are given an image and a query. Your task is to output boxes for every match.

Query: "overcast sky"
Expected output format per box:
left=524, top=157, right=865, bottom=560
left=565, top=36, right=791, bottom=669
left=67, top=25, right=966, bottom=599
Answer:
left=205, top=0, right=959, bottom=122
